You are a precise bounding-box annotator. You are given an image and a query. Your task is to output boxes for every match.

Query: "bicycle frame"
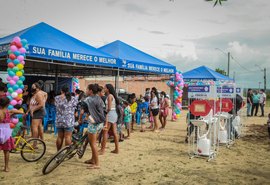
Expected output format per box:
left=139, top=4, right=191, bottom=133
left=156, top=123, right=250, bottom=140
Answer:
left=13, top=136, right=35, bottom=153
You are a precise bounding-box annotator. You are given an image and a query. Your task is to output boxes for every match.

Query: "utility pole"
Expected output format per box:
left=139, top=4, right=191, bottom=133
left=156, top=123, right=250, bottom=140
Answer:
left=264, top=68, right=266, bottom=92
left=227, top=52, right=230, bottom=77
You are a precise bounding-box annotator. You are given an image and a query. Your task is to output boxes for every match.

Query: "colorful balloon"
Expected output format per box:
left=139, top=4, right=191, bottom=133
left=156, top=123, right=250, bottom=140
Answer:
left=16, top=71, right=23, bottom=77
left=9, top=53, right=16, bottom=60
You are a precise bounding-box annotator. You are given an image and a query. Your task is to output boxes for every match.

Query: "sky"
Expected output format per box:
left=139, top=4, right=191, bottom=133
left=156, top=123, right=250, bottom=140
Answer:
left=0, top=0, right=270, bottom=88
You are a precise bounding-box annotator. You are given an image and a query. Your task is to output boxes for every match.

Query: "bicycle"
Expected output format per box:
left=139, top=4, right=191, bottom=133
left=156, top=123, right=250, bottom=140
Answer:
left=11, top=125, right=46, bottom=162
left=42, top=131, right=88, bottom=175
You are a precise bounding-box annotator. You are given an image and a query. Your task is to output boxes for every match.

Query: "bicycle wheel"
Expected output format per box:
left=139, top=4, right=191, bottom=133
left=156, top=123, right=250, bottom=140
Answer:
left=42, top=145, right=72, bottom=175
left=21, top=138, right=46, bottom=162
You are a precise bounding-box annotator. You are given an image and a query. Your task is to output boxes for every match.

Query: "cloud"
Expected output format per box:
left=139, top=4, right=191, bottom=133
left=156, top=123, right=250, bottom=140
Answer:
left=163, top=43, right=183, bottom=47
left=105, top=0, right=118, bottom=6
left=159, top=10, right=170, bottom=16
left=138, top=27, right=167, bottom=35
left=122, top=3, right=151, bottom=16
left=148, top=30, right=167, bottom=35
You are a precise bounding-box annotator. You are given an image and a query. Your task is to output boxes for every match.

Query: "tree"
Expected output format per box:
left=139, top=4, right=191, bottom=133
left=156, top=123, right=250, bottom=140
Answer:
left=215, top=68, right=227, bottom=75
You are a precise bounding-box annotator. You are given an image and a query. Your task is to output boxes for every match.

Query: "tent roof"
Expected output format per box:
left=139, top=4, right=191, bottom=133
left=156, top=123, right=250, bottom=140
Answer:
left=182, top=65, right=233, bottom=81
left=0, top=22, right=118, bottom=68
left=99, top=40, right=176, bottom=74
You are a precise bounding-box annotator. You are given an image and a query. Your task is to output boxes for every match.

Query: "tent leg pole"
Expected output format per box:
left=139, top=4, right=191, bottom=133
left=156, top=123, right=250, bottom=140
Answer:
left=55, top=65, right=59, bottom=93
left=115, top=68, right=120, bottom=96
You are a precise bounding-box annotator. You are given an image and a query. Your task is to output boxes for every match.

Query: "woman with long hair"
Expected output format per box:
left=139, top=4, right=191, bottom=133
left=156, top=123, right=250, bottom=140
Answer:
left=99, top=84, right=119, bottom=155
left=150, top=87, right=160, bottom=132
left=79, top=84, right=105, bottom=169
left=28, top=82, right=47, bottom=141
left=55, top=85, right=78, bottom=150
left=159, top=91, right=170, bottom=130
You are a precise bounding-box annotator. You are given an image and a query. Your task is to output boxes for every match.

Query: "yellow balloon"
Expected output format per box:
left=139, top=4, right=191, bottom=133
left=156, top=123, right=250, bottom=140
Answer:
left=17, top=64, right=24, bottom=70
left=16, top=71, right=22, bottom=77
left=18, top=94, right=23, bottom=98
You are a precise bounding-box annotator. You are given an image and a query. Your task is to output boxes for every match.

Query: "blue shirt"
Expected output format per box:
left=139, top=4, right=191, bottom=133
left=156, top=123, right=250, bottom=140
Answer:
left=252, top=94, right=260, bottom=104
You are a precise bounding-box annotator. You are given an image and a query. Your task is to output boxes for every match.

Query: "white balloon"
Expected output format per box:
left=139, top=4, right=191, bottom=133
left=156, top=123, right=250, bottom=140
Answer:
left=11, top=92, right=18, bottom=98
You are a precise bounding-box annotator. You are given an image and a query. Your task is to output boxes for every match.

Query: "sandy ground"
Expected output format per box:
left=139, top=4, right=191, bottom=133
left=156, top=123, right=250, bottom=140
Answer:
left=1, top=108, right=270, bottom=185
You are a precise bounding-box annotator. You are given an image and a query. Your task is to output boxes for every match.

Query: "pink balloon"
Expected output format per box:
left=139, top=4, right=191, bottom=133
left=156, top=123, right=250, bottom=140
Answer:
left=13, top=37, right=21, bottom=44
left=6, top=92, right=10, bottom=96
left=18, top=100, right=22, bottom=105
left=10, top=45, right=18, bottom=52
left=16, top=89, right=23, bottom=94
left=20, top=60, right=25, bottom=65
left=9, top=80, right=16, bottom=85
left=17, top=55, right=24, bottom=61
left=19, top=47, right=26, bottom=54
left=7, top=76, right=12, bottom=81
left=10, top=100, right=17, bottom=106
left=13, top=76, right=19, bottom=82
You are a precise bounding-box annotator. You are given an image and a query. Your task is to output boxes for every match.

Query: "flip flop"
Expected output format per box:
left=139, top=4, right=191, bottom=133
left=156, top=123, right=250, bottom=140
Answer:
left=86, top=165, right=100, bottom=169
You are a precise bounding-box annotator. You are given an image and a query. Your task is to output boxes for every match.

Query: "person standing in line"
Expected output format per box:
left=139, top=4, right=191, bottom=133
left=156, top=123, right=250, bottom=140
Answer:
left=55, top=85, right=78, bottom=151
left=79, top=84, right=105, bottom=169
left=28, top=82, right=47, bottom=141
left=159, top=91, right=170, bottom=129
left=150, top=88, right=160, bottom=132
left=99, top=84, right=119, bottom=155
left=259, top=89, right=266, bottom=117
left=251, top=90, right=260, bottom=116
left=247, top=89, right=253, bottom=117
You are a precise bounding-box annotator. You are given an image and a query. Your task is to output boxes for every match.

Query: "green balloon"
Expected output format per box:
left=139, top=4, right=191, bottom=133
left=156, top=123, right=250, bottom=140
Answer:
left=21, top=69, right=24, bottom=74
left=8, top=50, right=12, bottom=55
left=17, top=80, right=23, bottom=86
left=8, top=88, right=13, bottom=93
left=13, top=67, right=19, bottom=72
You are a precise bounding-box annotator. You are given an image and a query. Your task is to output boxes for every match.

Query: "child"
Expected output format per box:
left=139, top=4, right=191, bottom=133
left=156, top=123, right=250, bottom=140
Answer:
left=123, top=101, right=131, bottom=138
left=140, top=108, right=148, bottom=132
left=0, top=97, right=24, bottom=172
left=267, top=113, right=270, bottom=139
left=130, top=97, right=137, bottom=132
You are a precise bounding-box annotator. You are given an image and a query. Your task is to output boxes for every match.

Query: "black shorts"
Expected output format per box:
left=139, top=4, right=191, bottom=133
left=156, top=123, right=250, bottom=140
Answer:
left=151, top=108, right=159, bottom=117
left=268, top=127, right=270, bottom=135
left=32, top=108, right=45, bottom=119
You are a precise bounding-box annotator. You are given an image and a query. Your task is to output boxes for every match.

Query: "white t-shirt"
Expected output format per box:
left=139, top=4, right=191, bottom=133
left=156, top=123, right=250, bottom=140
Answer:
left=151, top=97, right=159, bottom=109
left=259, top=93, right=266, bottom=104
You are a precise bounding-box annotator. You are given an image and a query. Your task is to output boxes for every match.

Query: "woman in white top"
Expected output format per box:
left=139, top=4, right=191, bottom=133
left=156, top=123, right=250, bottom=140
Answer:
left=99, top=84, right=119, bottom=155
left=150, top=88, right=160, bottom=132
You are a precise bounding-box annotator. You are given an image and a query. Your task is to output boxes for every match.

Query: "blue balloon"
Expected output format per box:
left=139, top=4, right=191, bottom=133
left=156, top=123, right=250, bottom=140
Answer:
left=8, top=70, right=15, bottom=77
left=14, top=51, right=20, bottom=56
left=19, top=76, right=25, bottom=81
left=7, top=96, right=12, bottom=100
left=7, top=84, right=11, bottom=88
left=7, top=68, right=11, bottom=72
left=21, top=39, right=28, bottom=46
left=20, top=85, right=24, bottom=89
left=8, top=105, right=14, bottom=110
left=13, top=59, right=20, bottom=65
left=7, top=59, right=12, bottom=63
left=13, top=84, right=19, bottom=90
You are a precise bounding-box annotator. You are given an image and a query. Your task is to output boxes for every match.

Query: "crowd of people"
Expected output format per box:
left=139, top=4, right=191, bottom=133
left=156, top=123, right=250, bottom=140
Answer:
left=0, top=80, right=171, bottom=171
left=246, top=88, right=267, bottom=117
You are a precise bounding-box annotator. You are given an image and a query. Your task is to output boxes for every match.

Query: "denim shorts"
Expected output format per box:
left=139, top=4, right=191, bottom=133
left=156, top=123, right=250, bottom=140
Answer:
left=88, top=123, right=104, bottom=134
left=57, top=127, right=73, bottom=132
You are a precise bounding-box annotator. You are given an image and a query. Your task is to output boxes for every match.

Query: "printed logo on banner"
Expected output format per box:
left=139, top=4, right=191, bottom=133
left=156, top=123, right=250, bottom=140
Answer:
left=217, top=87, right=236, bottom=98
left=188, top=85, right=212, bottom=99
left=217, top=87, right=234, bottom=93
left=236, top=88, right=241, bottom=93
left=188, top=86, right=210, bottom=92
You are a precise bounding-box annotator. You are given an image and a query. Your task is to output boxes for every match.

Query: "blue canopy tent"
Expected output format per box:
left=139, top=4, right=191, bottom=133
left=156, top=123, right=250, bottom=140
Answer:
left=99, top=40, right=176, bottom=75
left=182, top=65, right=233, bottom=81
left=0, top=22, right=119, bottom=77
